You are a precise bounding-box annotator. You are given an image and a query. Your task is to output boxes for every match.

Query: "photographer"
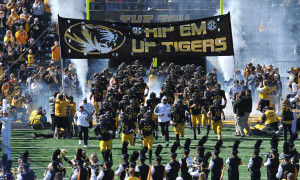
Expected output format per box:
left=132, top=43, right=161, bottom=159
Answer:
left=257, top=80, right=271, bottom=112
left=29, top=106, right=47, bottom=130
left=11, top=89, right=26, bottom=122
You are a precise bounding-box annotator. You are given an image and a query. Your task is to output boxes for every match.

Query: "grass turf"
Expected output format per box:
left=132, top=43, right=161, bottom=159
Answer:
left=9, top=126, right=288, bottom=179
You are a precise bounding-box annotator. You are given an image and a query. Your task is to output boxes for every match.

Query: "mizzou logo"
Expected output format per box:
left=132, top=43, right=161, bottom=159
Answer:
left=64, top=23, right=126, bottom=55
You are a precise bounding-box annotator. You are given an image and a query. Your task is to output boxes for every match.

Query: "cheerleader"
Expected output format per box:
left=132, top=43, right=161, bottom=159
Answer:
left=90, top=153, right=102, bottom=180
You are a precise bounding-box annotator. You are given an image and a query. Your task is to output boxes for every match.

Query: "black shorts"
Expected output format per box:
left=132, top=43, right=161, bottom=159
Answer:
left=55, top=116, right=68, bottom=128
left=260, top=99, right=270, bottom=112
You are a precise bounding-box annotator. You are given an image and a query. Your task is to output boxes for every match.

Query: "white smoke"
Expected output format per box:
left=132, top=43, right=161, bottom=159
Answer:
left=71, top=60, right=89, bottom=97
left=49, top=0, right=89, bottom=97
left=215, top=1, right=246, bottom=81
left=49, top=0, right=86, bottom=23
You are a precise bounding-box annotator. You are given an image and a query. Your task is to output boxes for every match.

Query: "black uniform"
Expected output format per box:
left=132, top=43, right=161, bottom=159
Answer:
left=180, top=157, right=191, bottom=180
left=135, top=164, right=149, bottom=180
left=209, top=105, right=224, bottom=122
left=119, top=100, right=129, bottom=113
left=94, top=121, right=114, bottom=141
left=212, top=90, right=226, bottom=104
left=160, top=91, right=175, bottom=105
left=20, top=171, right=35, bottom=180
left=166, top=161, right=180, bottom=180
left=118, top=162, right=129, bottom=180
left=279, top=163, right=296, bottom=179
left=152, top=164, right=165, bottom=180
left=210, top=157, right=223, bottom=180
left=227, top=156, right=241, bottom=180
left=146, top=98, right=160, bottom=115
left=102, top=168, right=114, bottom=180
left=121, top=118, right=135, bottom=135
left=265, top=156, right=279, bottom=180
left=189, top=99, right=202, bottom=116
left=249, top=156, right=263, bottom=180
left=139, top=118, right=156, bottom=137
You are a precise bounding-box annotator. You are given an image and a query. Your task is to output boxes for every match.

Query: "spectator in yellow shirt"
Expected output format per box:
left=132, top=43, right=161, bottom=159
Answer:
left=44, top=0, right=51, bottom=13
left=4, top=30, right=15, bottom=48
left=7, top=9, right=20, bottom=28
left=15, top=26, right=28, bottom=45
left=26, top=49, right=35, bottom=67
left=51, top=41, right=61, bottom=63
left=6, top=0, right=17, bottom=13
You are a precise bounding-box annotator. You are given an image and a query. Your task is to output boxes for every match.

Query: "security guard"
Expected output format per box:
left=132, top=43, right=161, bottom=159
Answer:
left=207, top=100, right=225, bottom=140
left=138, top=112, right=156, bottom=163
left=120, top=113, right=136, bottom=146
left=94, top=116, right=114, bottom=164
left=188, top=92, right=202, bottom=139
left=261, top=106, right=279, bottom=131
left=146, top=92, right=160, bottom=139
left=170, top=102, right=188, bottom=147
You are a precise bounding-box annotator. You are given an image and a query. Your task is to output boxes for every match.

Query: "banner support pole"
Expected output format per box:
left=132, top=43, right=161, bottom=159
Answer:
left=58, top=16, right=64, bottom=92
left=86, top=0, right=90, bottom=20
left=220, top=0, right=223, bottom=15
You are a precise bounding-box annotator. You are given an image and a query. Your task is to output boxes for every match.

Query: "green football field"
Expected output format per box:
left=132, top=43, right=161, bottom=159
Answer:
left=9, top=125, right=290, bottom=179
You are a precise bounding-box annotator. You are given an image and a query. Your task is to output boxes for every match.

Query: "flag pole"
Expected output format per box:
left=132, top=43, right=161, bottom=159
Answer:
left=58, top=16, right=64, bottom=93
left=220, top=0, right=223, bottom=15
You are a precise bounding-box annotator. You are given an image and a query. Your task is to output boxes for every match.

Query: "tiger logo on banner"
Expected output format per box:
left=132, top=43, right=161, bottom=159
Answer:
left=64, top=23, right=126, bottom=55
